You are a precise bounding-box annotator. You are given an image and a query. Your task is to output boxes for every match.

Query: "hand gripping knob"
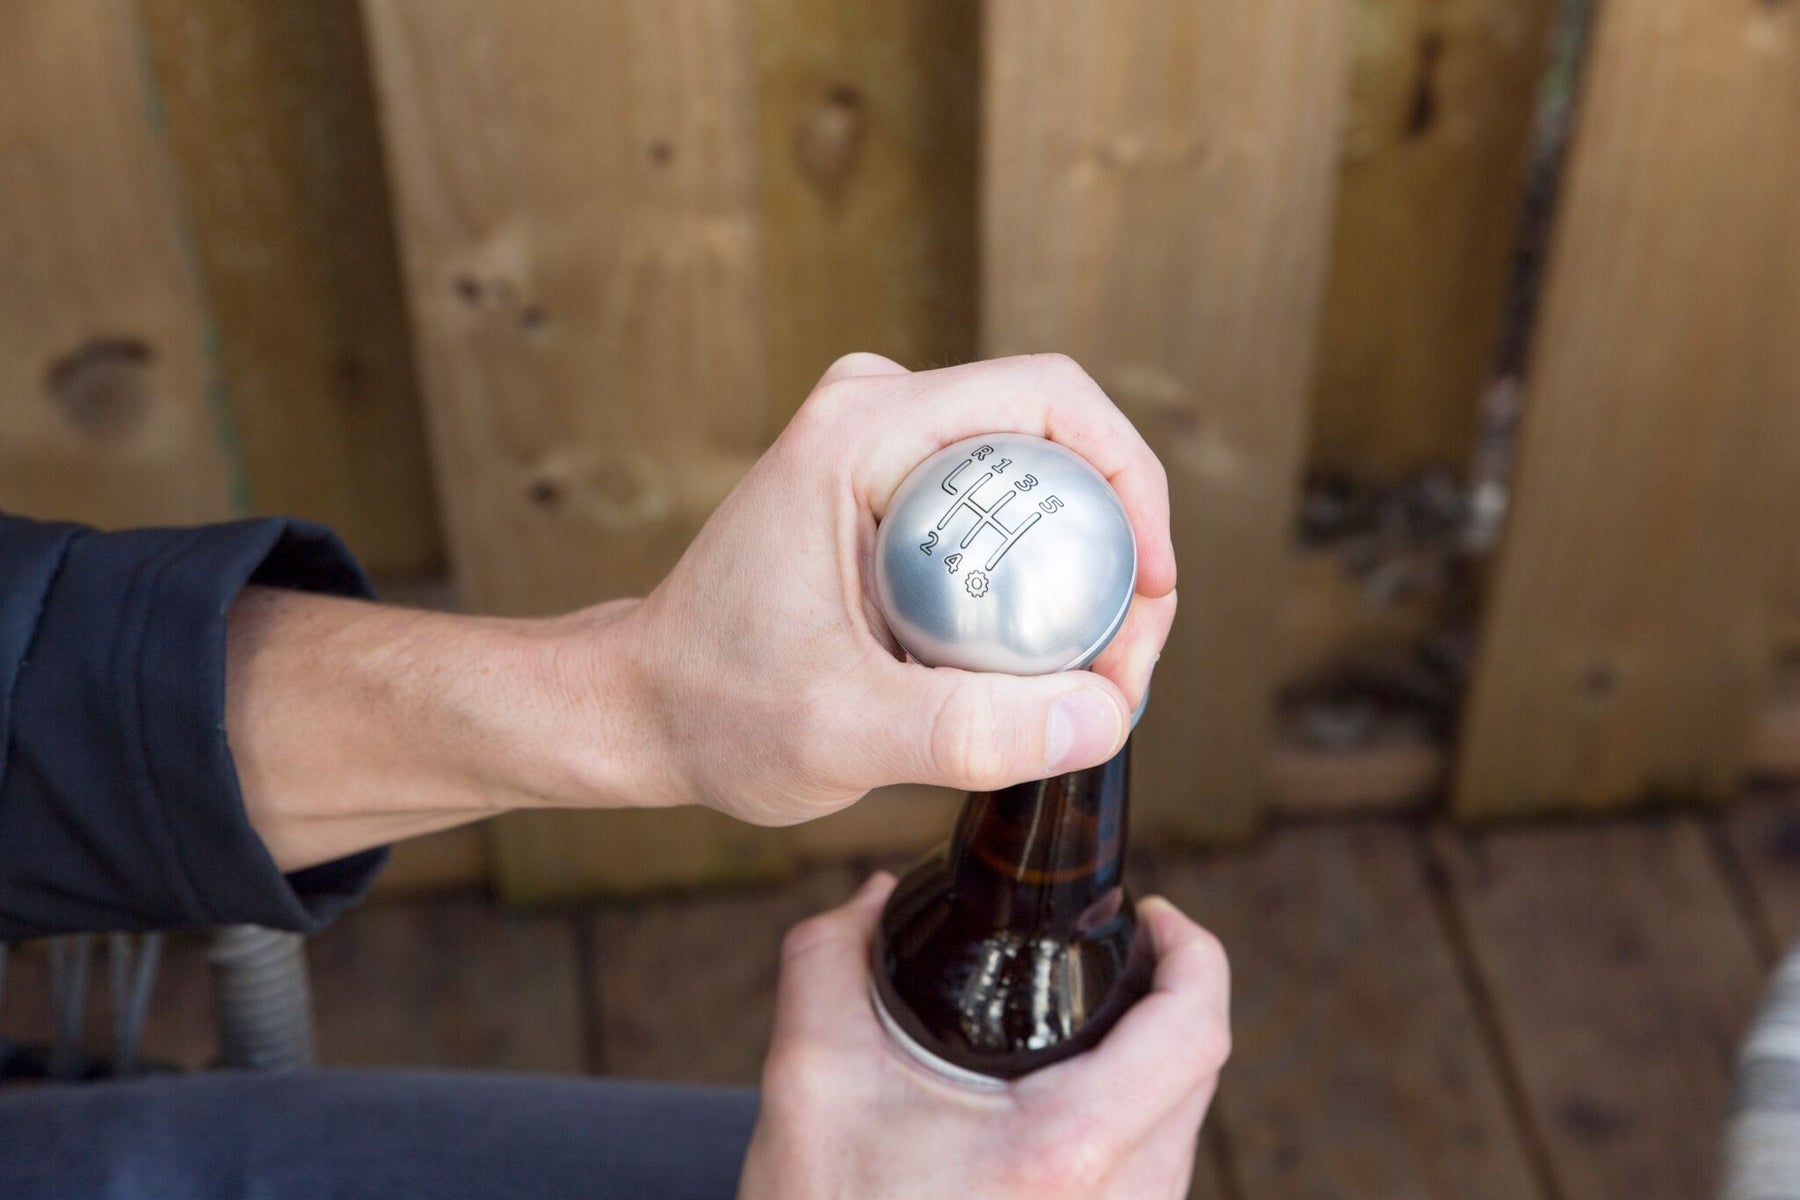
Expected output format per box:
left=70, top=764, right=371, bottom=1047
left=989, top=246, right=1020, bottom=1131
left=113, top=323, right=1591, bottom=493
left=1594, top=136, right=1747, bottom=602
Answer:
left=874, top=433, right=1136, bottom=676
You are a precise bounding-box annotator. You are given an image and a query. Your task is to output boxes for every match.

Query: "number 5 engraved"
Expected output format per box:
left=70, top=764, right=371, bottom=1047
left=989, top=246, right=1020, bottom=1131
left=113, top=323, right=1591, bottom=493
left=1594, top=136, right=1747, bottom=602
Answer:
left=1039, top=495, right=1064, bottom=514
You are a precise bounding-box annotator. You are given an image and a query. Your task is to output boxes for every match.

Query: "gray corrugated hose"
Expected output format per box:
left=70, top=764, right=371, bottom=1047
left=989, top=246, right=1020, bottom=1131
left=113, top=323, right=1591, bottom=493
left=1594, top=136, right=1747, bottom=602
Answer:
left=1722, top=945, right=1800, bottom=1200
left=206, top=925, right=315, bottom=1072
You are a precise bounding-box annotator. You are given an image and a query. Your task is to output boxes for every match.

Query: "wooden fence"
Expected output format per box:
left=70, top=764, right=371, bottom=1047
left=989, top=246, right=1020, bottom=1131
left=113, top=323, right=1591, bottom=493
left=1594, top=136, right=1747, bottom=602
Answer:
left=3, top=0, right=1796, bottom=902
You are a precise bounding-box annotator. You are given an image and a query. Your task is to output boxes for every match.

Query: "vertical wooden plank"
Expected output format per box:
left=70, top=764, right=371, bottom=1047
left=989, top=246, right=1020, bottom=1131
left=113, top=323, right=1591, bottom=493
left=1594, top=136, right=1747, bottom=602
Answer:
left=752, top=0, right=979, bottom=424
left=1151, top=827, right=1544, bottom=1200
left=138, top=0, right=442, bottom=575
left=1308, top=0, right=1555, bottom=481
left=1454, top=0, right=1800, bottom=817
left=362, top=0, right=767, bottom=616
left=1437, top=819, right=1765, bottom=1199
left=0, top=0, right=234, bottom=526
left=984, top=0, right=1351, bottom=838
left=361, top=1, right=775, bottom=899
left=309, top=896, right=586, bottom=1073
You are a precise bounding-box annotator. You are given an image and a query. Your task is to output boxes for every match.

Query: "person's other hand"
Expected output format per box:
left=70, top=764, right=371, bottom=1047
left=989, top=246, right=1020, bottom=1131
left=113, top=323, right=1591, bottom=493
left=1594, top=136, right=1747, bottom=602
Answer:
left=613, top=353, right=1177, bottom=825
left=738, top=874, right=1228, bottom=1200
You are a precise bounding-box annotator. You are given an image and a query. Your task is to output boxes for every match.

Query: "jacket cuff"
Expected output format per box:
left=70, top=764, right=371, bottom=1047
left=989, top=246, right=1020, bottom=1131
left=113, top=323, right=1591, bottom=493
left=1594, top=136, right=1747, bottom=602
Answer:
left=137, top=519, right=389, bottom=931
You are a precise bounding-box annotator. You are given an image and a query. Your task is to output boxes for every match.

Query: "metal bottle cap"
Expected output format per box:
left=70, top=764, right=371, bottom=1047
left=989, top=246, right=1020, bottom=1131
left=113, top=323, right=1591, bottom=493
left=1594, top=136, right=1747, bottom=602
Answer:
left=875, top=433, right=1136, bottom=675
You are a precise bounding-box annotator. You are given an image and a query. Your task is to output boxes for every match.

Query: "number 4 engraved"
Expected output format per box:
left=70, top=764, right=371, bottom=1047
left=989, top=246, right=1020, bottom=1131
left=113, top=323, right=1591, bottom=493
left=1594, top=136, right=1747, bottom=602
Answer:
left=944, top=553, right=963, bottom=573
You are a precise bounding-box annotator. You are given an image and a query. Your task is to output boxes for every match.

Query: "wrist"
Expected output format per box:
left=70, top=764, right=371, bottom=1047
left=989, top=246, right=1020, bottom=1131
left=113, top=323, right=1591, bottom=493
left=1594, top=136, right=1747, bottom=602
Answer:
left=503, top=597, right=684, bottom=813
left=227, top=589, right=676, bottom=872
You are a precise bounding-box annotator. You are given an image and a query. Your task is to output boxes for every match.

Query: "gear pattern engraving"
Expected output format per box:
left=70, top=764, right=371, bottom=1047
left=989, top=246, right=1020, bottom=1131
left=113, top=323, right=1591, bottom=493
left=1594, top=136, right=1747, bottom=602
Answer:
left=964, top=570, right=989, bottom=598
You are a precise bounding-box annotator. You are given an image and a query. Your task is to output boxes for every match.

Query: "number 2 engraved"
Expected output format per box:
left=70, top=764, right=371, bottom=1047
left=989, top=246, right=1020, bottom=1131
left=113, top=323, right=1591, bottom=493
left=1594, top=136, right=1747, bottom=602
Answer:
left=1016, top=474, right=1038, bottom=491
left=1039, top=495, right=1064, bottom=514
left=919, top=530, right=939, bottom=555
left=944, top=553, right=963, bottom=573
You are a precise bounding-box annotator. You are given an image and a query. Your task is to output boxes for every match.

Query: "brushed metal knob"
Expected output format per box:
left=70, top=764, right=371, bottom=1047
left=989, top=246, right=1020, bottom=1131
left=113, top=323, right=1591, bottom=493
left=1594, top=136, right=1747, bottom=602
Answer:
left=875, top=433, right=1136, bottom=675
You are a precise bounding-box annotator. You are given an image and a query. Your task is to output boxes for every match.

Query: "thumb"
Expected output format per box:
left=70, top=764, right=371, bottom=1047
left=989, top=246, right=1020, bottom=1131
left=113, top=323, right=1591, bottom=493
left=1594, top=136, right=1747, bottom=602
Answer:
left=768, top=871, right=896, bottom=1053
left=862, top=661, right=1130, bottom=793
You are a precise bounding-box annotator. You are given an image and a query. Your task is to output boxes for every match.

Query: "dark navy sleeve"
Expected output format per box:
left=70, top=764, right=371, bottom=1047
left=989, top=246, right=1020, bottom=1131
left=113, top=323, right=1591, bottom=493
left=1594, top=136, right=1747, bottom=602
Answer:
left=0, top=514, right=389, bottom=940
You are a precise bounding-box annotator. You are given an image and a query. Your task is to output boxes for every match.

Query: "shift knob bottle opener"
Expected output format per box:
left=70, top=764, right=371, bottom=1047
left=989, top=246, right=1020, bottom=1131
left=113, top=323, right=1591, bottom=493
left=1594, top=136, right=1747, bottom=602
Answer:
left=870, top=433, right=1154, bottom=1085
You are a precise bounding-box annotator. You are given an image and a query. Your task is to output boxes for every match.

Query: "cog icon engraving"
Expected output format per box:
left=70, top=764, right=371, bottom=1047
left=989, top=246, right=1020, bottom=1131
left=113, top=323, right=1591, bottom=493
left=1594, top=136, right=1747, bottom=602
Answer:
left=964, top=570, right=990, bottom=599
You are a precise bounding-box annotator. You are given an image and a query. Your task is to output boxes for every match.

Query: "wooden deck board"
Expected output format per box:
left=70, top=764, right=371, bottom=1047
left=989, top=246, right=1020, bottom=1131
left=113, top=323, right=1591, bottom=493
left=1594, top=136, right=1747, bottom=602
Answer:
left=590, top=865, right=863, bottom=1086
left=1435, top=818, right=1765, bottom=1200
left=1148, top=824, right=1543, bottom=1200
left=1721, top=788, right=1800, bottom=953
left=307, top=895, right=585, bottom=1074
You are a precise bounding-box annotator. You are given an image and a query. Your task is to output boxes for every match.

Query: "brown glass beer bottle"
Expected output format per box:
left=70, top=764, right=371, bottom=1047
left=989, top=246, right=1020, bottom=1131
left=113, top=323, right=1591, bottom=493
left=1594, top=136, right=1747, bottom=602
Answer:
left=872, top=739, right=1154, bottom=1083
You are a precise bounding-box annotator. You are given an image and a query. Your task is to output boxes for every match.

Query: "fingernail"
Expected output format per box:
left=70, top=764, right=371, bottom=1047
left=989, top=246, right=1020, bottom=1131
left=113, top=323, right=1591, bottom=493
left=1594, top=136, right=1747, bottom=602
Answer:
left=1046, top=689, right=1124, bottom=773
left=1132, top=654, right=1159, bottom=730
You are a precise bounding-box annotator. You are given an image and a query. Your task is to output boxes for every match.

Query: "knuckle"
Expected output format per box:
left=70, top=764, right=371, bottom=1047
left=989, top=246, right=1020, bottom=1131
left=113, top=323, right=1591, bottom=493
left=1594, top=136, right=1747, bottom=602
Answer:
left=779, top=913, right=839, bottom=966
left=1193, top=1015, right=1233, bottom=1075
left=824, top=350, right=888, bottom=378
left=1011, top=1127, right=1115, bottom=1195
left=928, top=680, right=1017, bottom=791
left=802, top=370, right=874, bottom=418
left=760, top=1038, right=833, bottom=1097
left=1028, top=351, right=1087, bottom=382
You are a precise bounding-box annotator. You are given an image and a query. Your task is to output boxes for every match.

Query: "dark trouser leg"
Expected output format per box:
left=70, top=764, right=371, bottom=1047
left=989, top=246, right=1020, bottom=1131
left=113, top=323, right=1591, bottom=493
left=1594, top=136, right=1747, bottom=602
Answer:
left=0, top=1069, right=758, bottom=1200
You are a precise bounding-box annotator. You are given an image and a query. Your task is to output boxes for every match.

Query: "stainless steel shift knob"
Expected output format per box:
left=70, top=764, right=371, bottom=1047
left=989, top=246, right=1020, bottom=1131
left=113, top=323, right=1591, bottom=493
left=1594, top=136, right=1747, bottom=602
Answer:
left=875, top=433, right=1136, bottom=675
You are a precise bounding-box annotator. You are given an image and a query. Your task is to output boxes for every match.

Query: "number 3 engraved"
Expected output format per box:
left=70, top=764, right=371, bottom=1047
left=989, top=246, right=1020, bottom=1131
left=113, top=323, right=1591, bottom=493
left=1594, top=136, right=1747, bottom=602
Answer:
left=919, top=530, right=939, bottom=555
left=1017, top=474, right=1038, bottom=491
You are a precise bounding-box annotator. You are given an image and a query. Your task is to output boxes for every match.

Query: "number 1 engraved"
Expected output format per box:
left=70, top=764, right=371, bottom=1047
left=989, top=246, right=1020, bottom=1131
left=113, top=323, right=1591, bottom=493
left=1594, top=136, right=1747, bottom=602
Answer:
left=919, top=530, right=938, bottom=555
left=992, top=458, right=1012, bottom=474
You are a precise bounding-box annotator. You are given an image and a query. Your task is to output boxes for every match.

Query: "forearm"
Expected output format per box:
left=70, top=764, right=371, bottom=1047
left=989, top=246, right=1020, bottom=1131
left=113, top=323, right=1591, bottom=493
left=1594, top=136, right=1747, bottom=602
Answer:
left=224, top=587, right=665, bottom=872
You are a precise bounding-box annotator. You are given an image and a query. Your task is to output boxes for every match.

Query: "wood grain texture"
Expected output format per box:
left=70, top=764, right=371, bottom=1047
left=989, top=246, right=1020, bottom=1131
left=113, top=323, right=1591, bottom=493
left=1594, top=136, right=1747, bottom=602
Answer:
left=984, top=0, right=1351, bottom=841
left=1150, top=825, right=1542, bottom=1200
left=362, top=0, right=766, bottom=616
left=591, top=865, right=860, bottom=1085
left=309, top=896, right=585, bottom=1073
left=1722, top=790, right=1800, bottom=953
left=0, top=0, right=234, bottom=526
left=361, top=0, right=772, bottom=899
left=1308, top=0, right=1554, bottom=481
left=1436, top=818, right=1765, bottom=1200
left=138, top=0, right=441, bottom=574
left=1453, top=0, right=1800, bottom=817
left=752, top=0, right=977, bottom=423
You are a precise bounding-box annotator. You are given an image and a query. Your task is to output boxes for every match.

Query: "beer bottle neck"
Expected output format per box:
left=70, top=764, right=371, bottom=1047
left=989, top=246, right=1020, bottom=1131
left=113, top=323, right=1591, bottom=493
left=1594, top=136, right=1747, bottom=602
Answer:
left=946, top=740, right=1131, bottom=933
